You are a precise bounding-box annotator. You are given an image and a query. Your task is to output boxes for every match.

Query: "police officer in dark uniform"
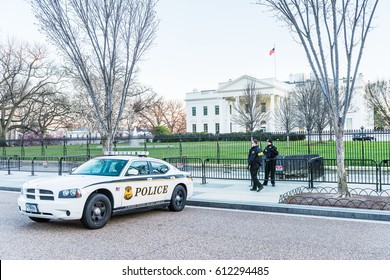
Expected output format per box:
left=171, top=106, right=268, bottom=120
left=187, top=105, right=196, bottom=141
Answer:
left=263, top=139, right=278, bottom=187
left=247, top=139, right=263, bottom=192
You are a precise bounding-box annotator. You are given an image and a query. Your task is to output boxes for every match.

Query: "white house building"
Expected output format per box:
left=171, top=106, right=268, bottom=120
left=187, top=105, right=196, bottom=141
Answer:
left=184, top=74, right=373, bottom=134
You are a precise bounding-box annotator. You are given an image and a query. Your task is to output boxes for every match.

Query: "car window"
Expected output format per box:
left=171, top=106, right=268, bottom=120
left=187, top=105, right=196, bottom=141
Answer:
left=107, top=160, right=126, bottom=176
left=150, top=161, right=170, bottom=174
left=126, top=161, right=150, bottom=176
left=72, top=159, right=127, bottom=176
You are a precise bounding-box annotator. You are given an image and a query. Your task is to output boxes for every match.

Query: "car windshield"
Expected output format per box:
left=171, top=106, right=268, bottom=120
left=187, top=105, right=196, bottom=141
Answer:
left=72, top=158, right=128, bottom=176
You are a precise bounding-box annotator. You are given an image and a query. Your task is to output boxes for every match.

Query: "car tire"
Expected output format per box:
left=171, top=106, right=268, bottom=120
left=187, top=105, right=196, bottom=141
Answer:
left=168, top=185, right=187, bottom=212
left=81, top=193, right=112, bottom=229
left=29, top=217, right=51, bottom=223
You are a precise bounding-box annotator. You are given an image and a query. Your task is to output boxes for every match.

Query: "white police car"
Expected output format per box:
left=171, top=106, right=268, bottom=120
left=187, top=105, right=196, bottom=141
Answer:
left=17, top=155, right=193, bottom=229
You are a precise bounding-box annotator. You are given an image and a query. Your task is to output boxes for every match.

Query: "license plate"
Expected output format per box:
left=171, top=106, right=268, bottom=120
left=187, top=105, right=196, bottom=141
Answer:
left=26, top=203, right=39, bottom=213
left=276, top=166, right=283, bottom=171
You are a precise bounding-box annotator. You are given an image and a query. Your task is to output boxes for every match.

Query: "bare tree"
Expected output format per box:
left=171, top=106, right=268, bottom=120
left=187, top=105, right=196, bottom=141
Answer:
left=133, top=92, right=163, bottom=130
left=161, top=99, right=186, bottom=134
left=134, top=95, right=186, bottom=133
left=273, top=94, right=298, bottom=146
left=29, top=0, right=159, bottom=152
left=231, top=82, right=268, bottom=139
left=365, top=80, right=390, bottom=128
left=0, top=40, right=62, bottom=143
left=258, top=0, right=379, bottom=196
left=293, top=80, right=330, bottom=142
left=21, top=93, right=73, bottom=136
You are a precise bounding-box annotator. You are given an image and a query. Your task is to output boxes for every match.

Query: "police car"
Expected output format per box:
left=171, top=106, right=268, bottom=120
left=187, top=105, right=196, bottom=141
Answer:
left=17, top=153, right=193, bottom=229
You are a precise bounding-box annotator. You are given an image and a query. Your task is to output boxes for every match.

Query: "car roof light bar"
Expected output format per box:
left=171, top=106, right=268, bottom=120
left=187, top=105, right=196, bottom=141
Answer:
left=104, top=151, right=149, bottom=157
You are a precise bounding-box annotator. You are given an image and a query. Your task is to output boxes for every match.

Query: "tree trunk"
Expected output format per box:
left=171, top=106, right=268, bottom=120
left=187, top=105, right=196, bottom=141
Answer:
left=286, top=134, right=290, bottom=148
left=101, top=132, right=114, bottom=154
left=334, top=126, right=350, bottom=197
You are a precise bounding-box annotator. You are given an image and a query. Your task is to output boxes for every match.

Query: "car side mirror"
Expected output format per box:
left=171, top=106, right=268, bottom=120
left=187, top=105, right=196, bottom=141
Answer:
left=127, top=169, right=139, bottom=176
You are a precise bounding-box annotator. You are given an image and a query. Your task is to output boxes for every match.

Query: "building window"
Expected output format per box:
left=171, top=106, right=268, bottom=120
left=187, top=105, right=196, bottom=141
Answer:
left=261, top=103, right=266, bottom=113
left=346, top=118, right=352, bottom=129
left=192, top=107, right=196, bottom=116
left=215, top=123, right=220, bottom=134
left=192, top=124, right=196, bottom=132
left=204, top=123, right=208, bottom=133
left=203, top=106, right=208, bottom=116
left=215, top=105, right=220, bottom=115
left=230, top=105, right=232, bottom=114
left=230, top=123, right=232, bottom=133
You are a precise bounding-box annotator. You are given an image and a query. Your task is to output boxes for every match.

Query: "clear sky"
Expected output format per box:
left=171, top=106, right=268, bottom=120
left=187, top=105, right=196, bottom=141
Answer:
left=0, top=0, right=389, bottom=99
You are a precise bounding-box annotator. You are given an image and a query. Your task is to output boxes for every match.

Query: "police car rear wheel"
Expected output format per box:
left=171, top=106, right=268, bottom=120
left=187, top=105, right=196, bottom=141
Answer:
left=81, top=193, right=112, bottom=229
left=168, top=185, right=186, bottom=212
left=29, top=217, right=51, bottom=223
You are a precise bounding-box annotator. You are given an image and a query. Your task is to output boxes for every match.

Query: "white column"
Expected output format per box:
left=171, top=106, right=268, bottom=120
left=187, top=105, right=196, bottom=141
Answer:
left=269, top=94, right=275, bottom=131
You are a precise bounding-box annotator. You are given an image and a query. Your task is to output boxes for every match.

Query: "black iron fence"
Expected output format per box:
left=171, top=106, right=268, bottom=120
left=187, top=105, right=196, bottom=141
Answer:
left=0, top=155, right=90, bottom=175
left=1, top=129, right=390, bottom=163
left=1, top=155, right=390, bottom=190
left=163, top=156, right=390, bottom=191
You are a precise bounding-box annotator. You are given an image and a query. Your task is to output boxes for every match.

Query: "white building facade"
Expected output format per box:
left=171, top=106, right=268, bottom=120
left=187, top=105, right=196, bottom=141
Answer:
left=185, top=74, right=373, bottom=134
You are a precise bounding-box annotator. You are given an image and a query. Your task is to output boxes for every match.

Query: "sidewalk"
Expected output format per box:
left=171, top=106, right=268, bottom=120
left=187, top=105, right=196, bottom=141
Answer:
left=2, top=171, right=390, bottom=222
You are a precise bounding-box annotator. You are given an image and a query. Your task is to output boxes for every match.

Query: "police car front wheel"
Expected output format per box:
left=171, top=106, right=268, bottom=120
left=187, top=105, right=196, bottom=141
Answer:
left=81, top=193, right=112, bottom=229
left=168, top=185, right=187, bottom=212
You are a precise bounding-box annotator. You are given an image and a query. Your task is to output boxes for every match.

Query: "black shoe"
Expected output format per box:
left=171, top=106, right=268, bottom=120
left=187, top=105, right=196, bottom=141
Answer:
left=257, top=186, right=264, bottom=192
left=263, top=182, right=268, bottom=186
left=250, top=188, right=257, bottom=191
left=271, top=183, right=275, bottom=187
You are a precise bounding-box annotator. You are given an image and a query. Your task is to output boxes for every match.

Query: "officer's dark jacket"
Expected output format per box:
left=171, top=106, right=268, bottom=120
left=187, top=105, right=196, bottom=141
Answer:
left=263, top=144, right=278, bottom=159
left=248, top=145, right=262, bottom=165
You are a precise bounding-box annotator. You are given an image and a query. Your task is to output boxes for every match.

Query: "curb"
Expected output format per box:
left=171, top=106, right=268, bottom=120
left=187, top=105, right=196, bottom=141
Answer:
left=187, top=200, right=390, bottom=222
left=0, top=186, right=20, bottom=192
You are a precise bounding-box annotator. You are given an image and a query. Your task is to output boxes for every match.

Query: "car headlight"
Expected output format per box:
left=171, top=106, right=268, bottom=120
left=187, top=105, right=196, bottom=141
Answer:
left=59, top=188, right=82, bottom=198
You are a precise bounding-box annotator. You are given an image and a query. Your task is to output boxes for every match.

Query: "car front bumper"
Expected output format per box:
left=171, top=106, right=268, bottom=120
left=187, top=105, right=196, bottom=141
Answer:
left=17, top=195, right=85, bottom=220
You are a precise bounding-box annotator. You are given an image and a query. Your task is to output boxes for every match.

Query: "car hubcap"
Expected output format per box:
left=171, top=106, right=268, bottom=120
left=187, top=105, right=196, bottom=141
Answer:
left=175, top=191, right=183, bottom=205
left=91, top=201, right=106, bottom=222
left=93, top=207, right=102, bottom=216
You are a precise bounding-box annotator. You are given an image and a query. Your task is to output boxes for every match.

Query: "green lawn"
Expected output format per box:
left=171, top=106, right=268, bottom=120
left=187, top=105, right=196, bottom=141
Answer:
left=1, top=139, right=389, bottom=163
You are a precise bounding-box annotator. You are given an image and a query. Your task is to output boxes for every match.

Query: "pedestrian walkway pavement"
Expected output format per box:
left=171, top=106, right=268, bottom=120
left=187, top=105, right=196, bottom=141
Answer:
left=1, top=171, right=390, bottom=222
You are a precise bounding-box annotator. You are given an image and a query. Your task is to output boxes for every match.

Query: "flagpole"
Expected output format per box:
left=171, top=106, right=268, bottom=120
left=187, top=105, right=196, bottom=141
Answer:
left=273, top=44, right=276, bottom=79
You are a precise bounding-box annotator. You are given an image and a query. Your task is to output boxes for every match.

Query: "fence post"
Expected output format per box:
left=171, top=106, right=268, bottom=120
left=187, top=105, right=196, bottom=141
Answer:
left=376, top=163, right=379, bottom=192
left=31, top=157, right=35, bottom=176
left=360, top=126, right=365, bottom=166
left=86, top=134, right=90, bottom=158
left=21, top=140, right=25, bottom=158
left=378, top=160, right=388, bottom=192
left=40, top=140, right=45, bottom=157
left=7, top=156, right=11, bottom=175
left=63, top=136, right=67, bottom=157
left=202, top=159, right=207, bottom=184
left=59, top=157, right=64, bottom=176
left=308, top=158, right=313, bottom=188
left=216, top=138, right=220, bottom=164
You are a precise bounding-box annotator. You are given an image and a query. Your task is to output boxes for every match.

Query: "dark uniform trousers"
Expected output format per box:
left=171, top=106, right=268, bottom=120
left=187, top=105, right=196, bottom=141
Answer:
left=249, top=162, right=261, bottom=188
left=263, top=158, right=276, bottom=185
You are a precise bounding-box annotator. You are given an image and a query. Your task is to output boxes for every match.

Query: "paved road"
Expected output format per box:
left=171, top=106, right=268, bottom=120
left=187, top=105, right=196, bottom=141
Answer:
left=2, top=191, right=390, bottom=260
